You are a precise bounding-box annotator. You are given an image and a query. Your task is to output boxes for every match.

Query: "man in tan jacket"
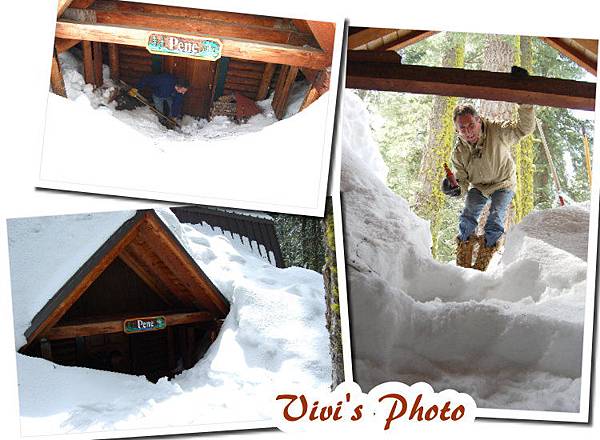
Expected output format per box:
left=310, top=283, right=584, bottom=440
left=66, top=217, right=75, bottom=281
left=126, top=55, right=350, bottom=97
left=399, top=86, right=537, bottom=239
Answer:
left=442, top=102, right=536, bottom=270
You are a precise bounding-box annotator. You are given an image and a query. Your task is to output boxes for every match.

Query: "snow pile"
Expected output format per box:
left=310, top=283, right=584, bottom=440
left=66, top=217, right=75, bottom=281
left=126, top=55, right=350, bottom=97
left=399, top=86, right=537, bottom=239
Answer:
left=341, top=91, right=588, bottom=412
left=58, top=51, right=308, bottom=141
left=10, top=209, right=331, bottom=435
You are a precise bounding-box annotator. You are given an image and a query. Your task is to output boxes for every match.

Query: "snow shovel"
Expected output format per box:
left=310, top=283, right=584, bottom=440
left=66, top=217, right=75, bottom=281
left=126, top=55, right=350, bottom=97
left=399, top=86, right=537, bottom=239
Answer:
left=118, top=80, right=182, bottom=130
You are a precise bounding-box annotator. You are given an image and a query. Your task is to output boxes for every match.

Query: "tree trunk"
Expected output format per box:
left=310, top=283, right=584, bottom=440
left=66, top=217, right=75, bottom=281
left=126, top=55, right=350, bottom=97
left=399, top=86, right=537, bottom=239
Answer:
left=414, top=33, right=465, bottom=257
left=322, top=198, right=343, bottom=388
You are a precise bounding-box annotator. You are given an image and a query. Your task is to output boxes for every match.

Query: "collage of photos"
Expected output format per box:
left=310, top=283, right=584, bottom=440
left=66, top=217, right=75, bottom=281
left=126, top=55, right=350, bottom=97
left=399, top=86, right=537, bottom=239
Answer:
left=1, top=0, right=599, bottom=439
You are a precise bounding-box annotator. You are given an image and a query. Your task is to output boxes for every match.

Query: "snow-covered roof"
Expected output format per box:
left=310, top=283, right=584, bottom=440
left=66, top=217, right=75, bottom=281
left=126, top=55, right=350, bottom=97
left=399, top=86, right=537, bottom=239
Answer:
left=7, top=209, right=228, bottom=349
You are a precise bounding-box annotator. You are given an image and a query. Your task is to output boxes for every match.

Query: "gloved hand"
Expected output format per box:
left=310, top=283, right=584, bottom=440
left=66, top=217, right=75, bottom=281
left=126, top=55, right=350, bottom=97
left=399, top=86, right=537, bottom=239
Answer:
left=442, top=178, right=461, bottom=197
left=128, top=87, right=138, bottom=97
left=510, top=66, right=529, bottom=78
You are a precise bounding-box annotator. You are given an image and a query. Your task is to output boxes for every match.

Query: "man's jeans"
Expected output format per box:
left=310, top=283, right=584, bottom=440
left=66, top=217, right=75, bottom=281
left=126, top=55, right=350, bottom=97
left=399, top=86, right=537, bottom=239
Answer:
left=152, top=95, right=173, bottom=117
left=458, top=188, right=514, bottom=247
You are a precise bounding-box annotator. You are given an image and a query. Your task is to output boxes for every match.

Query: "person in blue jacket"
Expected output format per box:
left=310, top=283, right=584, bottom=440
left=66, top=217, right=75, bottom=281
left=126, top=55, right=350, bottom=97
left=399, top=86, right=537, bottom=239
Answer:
left=129, top=73, right=189, bottom=119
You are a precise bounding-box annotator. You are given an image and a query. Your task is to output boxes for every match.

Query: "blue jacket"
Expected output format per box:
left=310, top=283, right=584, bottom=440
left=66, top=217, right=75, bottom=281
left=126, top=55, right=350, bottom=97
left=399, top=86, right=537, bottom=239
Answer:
left=137, top=73, right=185, bottom=118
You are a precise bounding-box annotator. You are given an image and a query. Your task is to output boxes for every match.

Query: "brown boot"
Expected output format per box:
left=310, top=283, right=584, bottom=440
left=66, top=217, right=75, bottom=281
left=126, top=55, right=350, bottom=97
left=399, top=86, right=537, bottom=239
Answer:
left=456, top=236, right=476, bottom=268
left=473, top=237, right=498, bottom=271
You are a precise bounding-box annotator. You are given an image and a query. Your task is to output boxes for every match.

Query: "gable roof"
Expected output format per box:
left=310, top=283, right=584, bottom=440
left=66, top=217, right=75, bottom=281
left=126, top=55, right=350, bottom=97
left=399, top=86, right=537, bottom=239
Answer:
left=8, top=209, right=229, bottom=350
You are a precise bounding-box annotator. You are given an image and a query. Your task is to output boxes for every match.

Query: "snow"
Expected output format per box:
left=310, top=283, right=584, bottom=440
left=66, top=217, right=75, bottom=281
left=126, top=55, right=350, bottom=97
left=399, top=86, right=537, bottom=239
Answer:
left=9, top=208, right=331, bottom=436
left=38, top=52, right=332, bottom=213
left=58, top=51, right=309, bottom=141
left=341, top=91, right=589, bottom=413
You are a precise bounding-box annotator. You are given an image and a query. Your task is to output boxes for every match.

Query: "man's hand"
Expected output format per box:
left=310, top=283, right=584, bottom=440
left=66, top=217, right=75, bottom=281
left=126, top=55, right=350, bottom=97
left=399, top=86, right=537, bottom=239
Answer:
left=442, top=178, right=461, bottom=197
left=128, top=87, right=138, bottom=97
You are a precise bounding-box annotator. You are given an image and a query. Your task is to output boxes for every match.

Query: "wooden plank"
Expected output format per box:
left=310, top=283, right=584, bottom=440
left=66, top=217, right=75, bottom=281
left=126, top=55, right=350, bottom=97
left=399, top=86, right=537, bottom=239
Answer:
left=24, top=215, right=146, bottom=346
left=377, top=30, right=438, bottom=52
left=224, top=76, right=261, bottom=87
left=304, top=20, right=336, bottom=54
left=40, top=339, right=53, bottom=360
left=348, top=28, right=399, bottom=49
left=91, top=9, right=312, bottom=47
left=541, top=37, right=597, bottom=76
left=256, top=62, right=276, bottom=100
left=271, top=64, right=289, bottom=113
left=300, top=68, right=330, bottom=111
left=95, top=0, right=286, bottom=29
left=57, top=0, right=76, bottom=18
left=225, top=69, right=263, bottom=80
left=223, top=83, right=259, bottom=94
left=92, top=41, right=104, bottom=87
left=82, top=40, right=94, bottom=84
left=56, top=21, right=330, bottom=69
left=50, top=51, right=67, bottom=97
left=273, top=65, right=299, bottom=119
left=108, top=43, right=120, bottom=80
left=346, top=60, right=596, bottom=111
left=43, top=311, right=215, bottom=340
left=55, top=37, right=80, bottom=53
left=118, top=252, right=173, bottom=306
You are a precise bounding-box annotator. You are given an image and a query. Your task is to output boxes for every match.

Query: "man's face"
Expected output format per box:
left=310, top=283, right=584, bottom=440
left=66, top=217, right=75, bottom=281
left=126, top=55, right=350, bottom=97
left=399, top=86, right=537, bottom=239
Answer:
left=455, top=113, right=482, bottom=144
left=175, top=86, right=188, bottom=94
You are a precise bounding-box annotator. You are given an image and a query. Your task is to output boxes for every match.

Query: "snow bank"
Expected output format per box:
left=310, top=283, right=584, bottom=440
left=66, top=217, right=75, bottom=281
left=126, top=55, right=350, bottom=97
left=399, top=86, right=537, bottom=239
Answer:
left=341, top=91, right=588, bottom=412
left=10, top=209, right=331, bottom=435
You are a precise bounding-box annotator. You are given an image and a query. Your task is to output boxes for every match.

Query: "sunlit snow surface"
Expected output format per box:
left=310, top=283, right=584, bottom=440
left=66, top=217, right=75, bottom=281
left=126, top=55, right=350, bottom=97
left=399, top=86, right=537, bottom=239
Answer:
left=342, top=91, right=588, bottom=412
left=10, top=209, right=331, bottom=435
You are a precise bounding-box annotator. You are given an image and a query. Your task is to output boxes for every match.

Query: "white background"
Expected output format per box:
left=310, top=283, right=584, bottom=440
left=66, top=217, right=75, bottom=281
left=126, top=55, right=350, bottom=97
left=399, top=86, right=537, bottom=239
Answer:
left=1, top=0, right=600, bottom=439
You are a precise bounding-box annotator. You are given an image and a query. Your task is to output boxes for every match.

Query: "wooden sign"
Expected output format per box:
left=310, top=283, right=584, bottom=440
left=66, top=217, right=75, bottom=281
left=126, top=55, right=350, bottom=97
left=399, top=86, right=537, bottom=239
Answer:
left=123, top=316, right=166, bottom=334
left=147, top=33, right=222, bottom=61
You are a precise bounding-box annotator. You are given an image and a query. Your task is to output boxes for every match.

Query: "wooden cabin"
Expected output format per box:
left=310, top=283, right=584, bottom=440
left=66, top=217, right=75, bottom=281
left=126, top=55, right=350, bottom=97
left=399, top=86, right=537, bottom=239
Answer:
left=51, top=0, right=335, bottom=119
left=19, top=210, right=230, bottom=382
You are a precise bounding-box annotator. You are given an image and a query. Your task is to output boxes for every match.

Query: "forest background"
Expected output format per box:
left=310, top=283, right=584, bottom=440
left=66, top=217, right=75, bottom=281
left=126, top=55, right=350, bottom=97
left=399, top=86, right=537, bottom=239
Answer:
left=355, top=32, right=596, bottom=262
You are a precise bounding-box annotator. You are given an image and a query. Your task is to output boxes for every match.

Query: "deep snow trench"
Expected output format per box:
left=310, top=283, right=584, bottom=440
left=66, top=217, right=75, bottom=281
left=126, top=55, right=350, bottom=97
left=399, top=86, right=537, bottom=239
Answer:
left=57, top=51, right=308, bottom=142
left=341, top=91, right=589, bottom=413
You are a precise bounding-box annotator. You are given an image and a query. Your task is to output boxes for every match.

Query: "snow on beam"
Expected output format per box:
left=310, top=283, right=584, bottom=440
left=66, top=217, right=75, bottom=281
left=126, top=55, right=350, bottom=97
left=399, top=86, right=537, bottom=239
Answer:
left=55, top=21, right=331, bottom=69
left=346, top=59, right=596, bottom=111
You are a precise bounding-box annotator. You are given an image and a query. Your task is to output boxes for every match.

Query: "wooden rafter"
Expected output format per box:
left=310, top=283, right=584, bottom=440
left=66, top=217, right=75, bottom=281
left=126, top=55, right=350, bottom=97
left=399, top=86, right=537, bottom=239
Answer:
left=541, top=37, right=598, bottom=76
left=42, top=311, right=215, bottom=340
left=376, top=30, right=438, bottom=52
left=348, top=28, right=399, bottom=50
left=55, top=21, right=330, bottom=69
left=50, top=50, right=67, bottom=97
left=346, top=55, right=596, bottom=111
left=57, top=0, right=75, bottom=18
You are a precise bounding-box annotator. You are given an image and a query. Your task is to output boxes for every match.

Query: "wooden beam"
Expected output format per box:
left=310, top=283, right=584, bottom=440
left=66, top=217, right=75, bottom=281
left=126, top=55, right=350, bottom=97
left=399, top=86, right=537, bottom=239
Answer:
left=50, top=50, right=67, bottom=97
left=348, top=28, right=399, bottom=49
left=300, top=68, right=330, bottom=111
left=95, top=0, right=285, bottom=29
left=541, top=37, right=597, bottom=76
left=142, top=215, right=230, bottom=315
left=82, top=40, right=94, bottom=84
left=57, top=0, right=75, bottom=18
left=92, top=41, right=104, bottom=87
left=346, top=60, right=596, bottom=111
left=256, top=63, right=276, bottom=100
left=108, top=43, right=120, bottom=81
left=90, top=9, right=313, bottom=47
left=304, top=21, right=336, bottom=54
left=56, top=21, right=331, bottom=69
left=377, top=30, right=438, bottom=52
left=273, top=65, right=299, bottom=119
left=118, top=251, right=173, bottom=306
left=42, top=311, right=215, bottom=340
left=55, top=37, right=80, bottom=53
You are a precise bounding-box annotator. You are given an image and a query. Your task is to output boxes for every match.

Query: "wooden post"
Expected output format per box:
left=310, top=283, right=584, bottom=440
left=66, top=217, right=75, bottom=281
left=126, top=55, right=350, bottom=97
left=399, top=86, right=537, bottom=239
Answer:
left=256, top=63, right=276, bottom=100
left=272, top=65, right=298, bottom=119
left=300, top=68, right=330, bottom=111
left=82, top=40, right=94, bottom=85
left=50, top=50, right=67, bottom=97
left=108, top=43, right=120, bottom=81
left=40, top=339, right=53, bottom=361
left=92, top=41, right=104, bottom=88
